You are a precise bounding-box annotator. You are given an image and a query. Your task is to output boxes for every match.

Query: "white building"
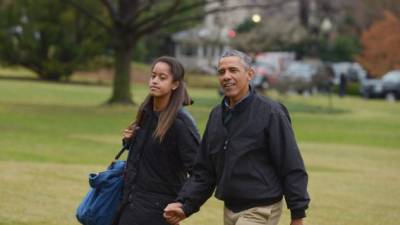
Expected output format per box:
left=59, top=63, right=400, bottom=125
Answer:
left=172, top=0, right=265, bottom=73
left=172, top=0, right=329, bottom=73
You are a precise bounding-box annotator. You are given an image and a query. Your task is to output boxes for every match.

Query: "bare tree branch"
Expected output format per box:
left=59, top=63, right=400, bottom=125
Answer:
left=172, top=0, right=207, bottom=14
left=127, top=0, right=198, bottom=27
left=298, top=0, right=310, bottom=28
left=135, top=0, right=297, bottom=37
left=130, top=0, right=155, bottom=20
left=205, top=0, right=297, bottom=14
left=156, top=15, right=204, bottom=30
left=119, top=0, right=140, bottom=21
left=133, top=0, right=209, bottom=37
left=131, top=0, right=181, bottom=32
left=101, top=0, right=119, bottom=23
left=63, top=0, right=112, bottom=32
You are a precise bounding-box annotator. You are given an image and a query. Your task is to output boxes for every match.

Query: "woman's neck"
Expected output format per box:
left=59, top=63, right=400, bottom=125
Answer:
left=153, top=95, right=171, bottom=112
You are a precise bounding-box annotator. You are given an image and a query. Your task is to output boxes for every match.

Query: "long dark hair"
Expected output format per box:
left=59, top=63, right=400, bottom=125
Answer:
left=132, top=56, right=192, bottom=142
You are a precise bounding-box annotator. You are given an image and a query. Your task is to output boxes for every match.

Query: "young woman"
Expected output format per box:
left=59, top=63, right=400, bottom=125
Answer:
left=115, top=56, right=200, bottom=225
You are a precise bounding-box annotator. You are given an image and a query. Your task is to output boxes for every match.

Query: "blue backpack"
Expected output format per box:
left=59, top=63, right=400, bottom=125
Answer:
left=76, top=146, right=128, bottom=225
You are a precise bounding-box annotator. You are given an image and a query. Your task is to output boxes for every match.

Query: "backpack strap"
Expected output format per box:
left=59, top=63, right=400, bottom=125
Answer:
left=178, top=108, right=201, bottom=144
left=114, top=144, right=129, bottom=160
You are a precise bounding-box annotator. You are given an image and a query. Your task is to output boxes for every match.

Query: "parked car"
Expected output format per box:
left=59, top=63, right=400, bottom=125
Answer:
left=331, top=62, right=367, bottom=85
left=277, top=60, right=332, bottom=95
left=251, top=52, right=295, bottom=93
left=250, top=75, right=269, bottom=93
left=360, top=70, right=400, bottom=101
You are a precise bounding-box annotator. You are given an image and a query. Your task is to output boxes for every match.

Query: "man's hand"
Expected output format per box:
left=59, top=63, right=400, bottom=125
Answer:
left=290, top=218, right=304, bottom=225
left=163, top=202, right=186, bottom=225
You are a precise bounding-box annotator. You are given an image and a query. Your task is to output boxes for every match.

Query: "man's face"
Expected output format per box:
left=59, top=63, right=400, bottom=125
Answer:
left=217, top=56, right=253, bottom=104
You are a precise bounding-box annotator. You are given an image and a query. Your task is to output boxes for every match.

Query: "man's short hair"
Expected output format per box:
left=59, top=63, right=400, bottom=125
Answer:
left=220, top=49, right=252, bottom=70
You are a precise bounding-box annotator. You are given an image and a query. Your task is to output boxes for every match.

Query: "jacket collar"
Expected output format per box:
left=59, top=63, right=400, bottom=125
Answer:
left=222, top=86, right=255, bottom=113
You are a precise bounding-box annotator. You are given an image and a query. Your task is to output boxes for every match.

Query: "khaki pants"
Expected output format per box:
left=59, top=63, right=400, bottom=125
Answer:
left=224, top=200, right=283, bottom=225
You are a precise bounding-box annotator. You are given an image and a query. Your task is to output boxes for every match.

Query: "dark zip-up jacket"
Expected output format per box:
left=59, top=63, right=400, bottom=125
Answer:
left=178, top=90, right=310, bottom=219
left=122, top=107, right=200, bottom=203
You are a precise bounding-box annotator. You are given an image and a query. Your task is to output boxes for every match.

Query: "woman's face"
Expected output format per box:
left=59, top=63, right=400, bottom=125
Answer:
left=149, top=62, right=178, bottom=98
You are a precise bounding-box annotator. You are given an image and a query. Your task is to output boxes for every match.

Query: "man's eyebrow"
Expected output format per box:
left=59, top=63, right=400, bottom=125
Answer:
left=219, top=66, right=239, bottom=69
left=224, top=66, right=240, bottom=71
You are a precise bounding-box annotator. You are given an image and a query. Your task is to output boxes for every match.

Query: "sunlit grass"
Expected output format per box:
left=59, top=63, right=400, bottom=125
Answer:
left=0, top=78, right=399, bottom=225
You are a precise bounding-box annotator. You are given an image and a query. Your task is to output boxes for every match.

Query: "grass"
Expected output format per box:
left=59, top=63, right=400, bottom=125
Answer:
left=0, top=77, right=400, bottom=225
left=0, top=63, right=220, bottom=89
left=0, top=66, right=36, bottom=78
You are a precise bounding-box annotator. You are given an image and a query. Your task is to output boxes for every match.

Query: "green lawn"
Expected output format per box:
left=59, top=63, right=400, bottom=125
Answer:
left=0, top=78, right=400, bottom=225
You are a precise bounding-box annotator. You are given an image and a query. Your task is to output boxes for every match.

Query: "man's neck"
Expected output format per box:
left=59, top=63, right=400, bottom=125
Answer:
left=227, top=88, right=250, bottom=108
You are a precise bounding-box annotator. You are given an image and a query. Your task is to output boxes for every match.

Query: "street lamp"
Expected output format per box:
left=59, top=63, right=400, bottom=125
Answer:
left=252, top=14, right=261, bottom=23
left=321, top=18, right=332, bottom=35
left=320, top=18, right=334, bottom=111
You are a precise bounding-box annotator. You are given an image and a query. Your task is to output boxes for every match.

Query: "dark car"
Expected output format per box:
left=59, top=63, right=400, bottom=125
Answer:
left=360, top=70, right=400, bottom=101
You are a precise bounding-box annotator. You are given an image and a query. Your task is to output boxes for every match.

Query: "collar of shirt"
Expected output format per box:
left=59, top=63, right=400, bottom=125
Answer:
left=222, top=86, right=255, bottom=113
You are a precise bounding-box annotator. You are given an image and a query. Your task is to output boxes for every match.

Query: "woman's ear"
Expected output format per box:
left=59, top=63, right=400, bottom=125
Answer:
left=172, top=81, right=180, bottom=90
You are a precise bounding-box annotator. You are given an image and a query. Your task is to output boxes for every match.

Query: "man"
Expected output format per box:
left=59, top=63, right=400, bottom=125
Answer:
left=164, top=50, right=310, bottom=225
left=339, top=73, right=347, bottom=97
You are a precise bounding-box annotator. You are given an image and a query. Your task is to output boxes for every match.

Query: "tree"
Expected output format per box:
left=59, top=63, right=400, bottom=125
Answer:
left=356, top=0, right=400, bottom=29
left=231, top=17, right=308, bottom=52
left=230, top=0, right=362, bottom=59
left=319, top=35, right=361, bottom=62
left=65, top=0, right=296, bottom=105
left=63, top=0, right=207, bottom=104
left=356, top=11, right=400, bottom=77
left=0, top=0, right=107, bottom=80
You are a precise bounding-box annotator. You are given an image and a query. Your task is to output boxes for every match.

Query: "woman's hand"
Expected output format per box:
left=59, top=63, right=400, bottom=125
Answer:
left=122, top=124, right=139, bottom=140
left=164, top=202, right=186, bottom=225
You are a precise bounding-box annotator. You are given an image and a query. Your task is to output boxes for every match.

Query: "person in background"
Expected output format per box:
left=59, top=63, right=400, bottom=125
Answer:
left=339, top=72, right=347, bottom=97
left=164, top=50, right=310, bottom=225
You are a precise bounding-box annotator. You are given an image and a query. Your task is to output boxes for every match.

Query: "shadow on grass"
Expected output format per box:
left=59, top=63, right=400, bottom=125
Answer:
left=0, top=75, right=110, bottom=87
left=308, top=165, right=354, bottom=173
left=284, top=102, right=350, bottom=114
left=192, top=95, right=350, bottom=114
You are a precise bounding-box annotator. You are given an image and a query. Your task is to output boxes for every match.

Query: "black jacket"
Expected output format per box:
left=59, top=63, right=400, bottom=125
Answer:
left=122, top=107, right=200, bottom=202
left=178, top=90, right=310, bottom=219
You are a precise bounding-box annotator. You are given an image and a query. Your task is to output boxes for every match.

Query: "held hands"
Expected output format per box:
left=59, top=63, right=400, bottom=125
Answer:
left=163, top=202, right=186, bottom=225
left=290, top=218, right=304, bottom=225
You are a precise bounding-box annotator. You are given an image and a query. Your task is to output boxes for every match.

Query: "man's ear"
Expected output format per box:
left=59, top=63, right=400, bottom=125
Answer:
left=172, top=81, right=180, bottom=90
left=247, top=68, right=255, bottom=81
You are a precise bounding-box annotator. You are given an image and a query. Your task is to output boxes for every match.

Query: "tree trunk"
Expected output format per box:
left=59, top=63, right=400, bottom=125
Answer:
left=107, top=41, right=134, bottom=105
left=299, top=0, right=310, bottom=29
